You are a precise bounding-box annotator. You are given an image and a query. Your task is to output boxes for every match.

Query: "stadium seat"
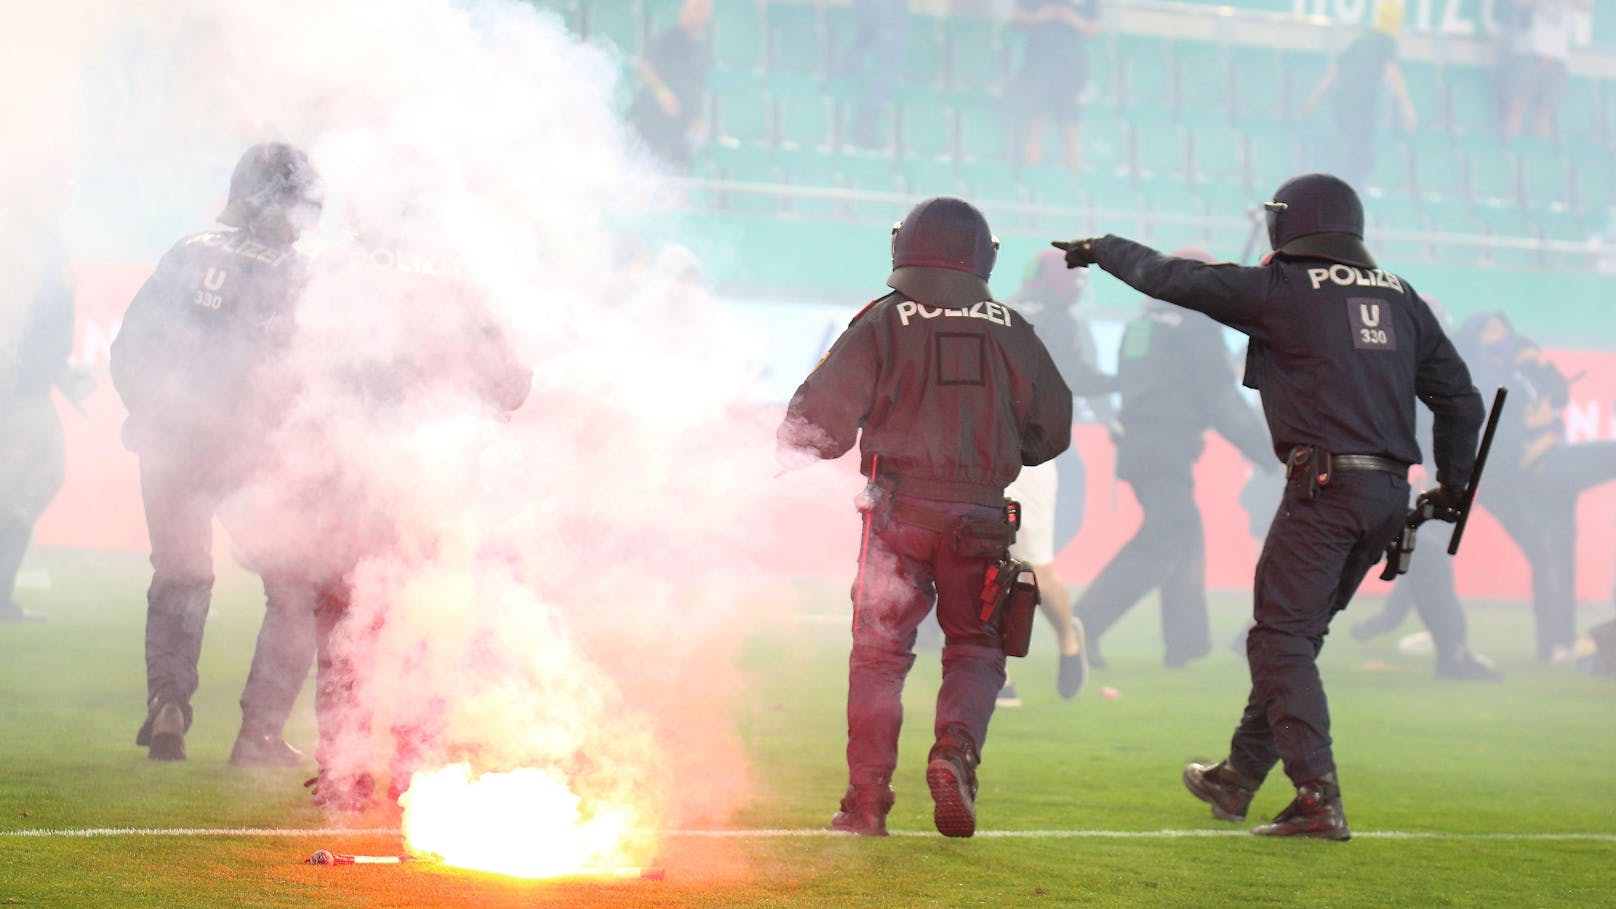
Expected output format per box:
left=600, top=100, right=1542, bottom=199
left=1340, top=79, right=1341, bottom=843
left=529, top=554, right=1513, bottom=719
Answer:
left=1362, top=133, right=1411, bottom=198
left=836, top=152, right=905, bottom=220
left=1443, top=65, right=1501, bottom=139
left=1242, top=123, right=1304, bottom=195
left=774, top=147, right=843, bottom=218
left=944, top=15, right=1007, bottom=95
left=1514, top=138, right=1572, bottom=211
left=764, top=1, right=826, bottom=78
left=1557, top=75, right=1607, bottom=146
left=1188, top=120, right=1246, bottom=188
left=1396, top=59, right=1444, bottom=134
left=1568, top=146, right=1615, bottom=215
left=1278, top=48, right=1330, bottom=120
left=642, top=0, right=681, bottom=32
left=1079, top=113, right=1131, bottom=181
left=1229, top=45, right=1286, bottom=124
left=709, top=142, right=781, bottom=215
left=901, top=13, right=946, bottom=90
left=583, top=0, right=643, bottom=55
left=712, top=0, right=764, bottom=70
left=1133, top=118, right=1190, bottom=183
left=956, top=99, right=1013, bottom=164
left=1174, top=40, right=1231, bottom=118
left=897, top=94, right=955, bottom=160
left=901, top=157, right=965, bottom=198
left=1115, top=35, right=1175, bottom=110
left=1408, top=132, right=1465, bottom=203
left=710, top=68, right=773, bottom=146
left=1467, top=145, right=1519, bottom=206
left=956, top=159, right=1029, bottom=215
left=775, top=85, right=835, bottom=151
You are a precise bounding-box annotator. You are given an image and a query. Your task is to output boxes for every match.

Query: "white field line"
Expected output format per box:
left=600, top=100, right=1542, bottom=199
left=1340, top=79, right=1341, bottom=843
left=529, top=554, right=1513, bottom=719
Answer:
left=2, top=827, right=1612, bottom=843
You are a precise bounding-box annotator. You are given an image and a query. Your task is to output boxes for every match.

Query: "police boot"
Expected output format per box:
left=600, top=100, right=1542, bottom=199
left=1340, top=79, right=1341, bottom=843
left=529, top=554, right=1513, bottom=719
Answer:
left=146, top=700, right=189, bottom=762
left=926, top=728, right=980, bottom=838
left=1253, top=773, right=1350, bottom=841
left=229, top=720, right=305, bottom=767
left=829, top=784, right=895, bottom=837
left=1182, top=760, right=1259, bottom=822
left=1435, top=646, right=1503, bottom=682
left=304, top=769, right=376, bottom=812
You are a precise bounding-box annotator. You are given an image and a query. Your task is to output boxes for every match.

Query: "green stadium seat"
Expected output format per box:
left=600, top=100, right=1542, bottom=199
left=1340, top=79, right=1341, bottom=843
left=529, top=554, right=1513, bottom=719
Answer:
left=765, top=1, right=827, bottom=77
left=1174, top=40, right=1230, bottom=117
left=897, top=95, right=954, bottom=160
left=901, top=13, right=945, bottom=89
left=1443, top=65, right=1498, bottom=138
left=1189, top=122, right=1246, bottom=188
left=956, top=160, right=1027, bottom=211
left=1242, top=124, right=1304, bottom=194
left=1278, top=48, right=1330, bottom=119
left=1396, top=60, right=1443, bottom=134
left=642, top=0, right=681, bottom=32
left=1474, top=202, right=1541, bottom=269
left=712, top=0, right=764, bottom=70
left=709, top=142, right=781, bottom=215
left=1467, top=145, right=1519, bottom=205
left=1569, top=147, right=1615, bottom=214
left=1363, top=134, right=1410, bottom=197
left=1115, top=35, right=1174, bottom=110
left=1408, top=132, right=1464, bottom=203
left=775, top=86, right=834, bottom=151
left=1229, top=45, right=1285, bottom=123
left=1134, top=120, right=1189, bottom=182
left=1080, top=114, right=1130, bottom=180
left=774, top=147, right=842, bottom=218
left=944, top=15, right=1007, bottom=95
left=1514, top=138, right=1572, bottom=210
left=836, top=152, right=905, bottom=220
left=956, top=99, right=1013, bottom=163
left=583, top=0, right=643, bottom=55
left=1365, top=191, right=1424, bottom=236
left=710, top=71, right=772, bottom=145
left=902, top=157, right=965, bottom=198
left=1557, top=75, right=1606, bottom=145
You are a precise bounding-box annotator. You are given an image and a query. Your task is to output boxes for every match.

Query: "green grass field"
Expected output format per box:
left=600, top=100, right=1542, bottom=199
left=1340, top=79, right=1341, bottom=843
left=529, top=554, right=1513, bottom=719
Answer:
left=2, top=548, right=1612, bottom=908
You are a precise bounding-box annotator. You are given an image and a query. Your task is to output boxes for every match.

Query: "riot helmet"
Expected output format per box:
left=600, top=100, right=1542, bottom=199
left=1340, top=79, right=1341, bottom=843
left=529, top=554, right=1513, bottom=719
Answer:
left=217, top=142, right=323, bottom=242
left=1263, top=173, right=1376, bottom=269
left=887, top=196, right=998, bottom=306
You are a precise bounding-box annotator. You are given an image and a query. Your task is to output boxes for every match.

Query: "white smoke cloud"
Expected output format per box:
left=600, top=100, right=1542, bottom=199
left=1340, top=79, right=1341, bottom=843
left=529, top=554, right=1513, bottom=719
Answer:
left=10, top=0, right=798, bottom=844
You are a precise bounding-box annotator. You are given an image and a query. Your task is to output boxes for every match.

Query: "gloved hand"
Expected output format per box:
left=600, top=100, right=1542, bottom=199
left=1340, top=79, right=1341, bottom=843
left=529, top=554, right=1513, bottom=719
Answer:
left=1415, top=484, right=1466, bottom=522
left=1051, top=238, right=1100, bottom=269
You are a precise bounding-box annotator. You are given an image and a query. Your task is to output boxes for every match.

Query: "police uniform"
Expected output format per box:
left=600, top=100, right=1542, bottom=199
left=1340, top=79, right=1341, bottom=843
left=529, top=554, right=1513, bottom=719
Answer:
left=1457, top=313, right=1616, bottom=661
left=781, top=197, right=1072, bottom=838
left=0, top=234, right=75, bottom=622
left=1073, top=277, right=1273, bottom=669
left=110, top=143, right=323, bottom=762
left=1057, top=173, right=1483, bottom=839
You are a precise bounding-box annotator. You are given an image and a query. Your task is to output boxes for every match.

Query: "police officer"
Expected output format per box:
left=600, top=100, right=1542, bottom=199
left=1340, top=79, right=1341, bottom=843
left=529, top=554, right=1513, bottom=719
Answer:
left=780, top=197, right=1072, bottom=838
left=111, top=142, right=324, bottom=763
left=1073, top=248, right=1275, bottom=670
left=0, top=186, right=87, bottom=623
left=1055, top=173, right=1483, bottom=839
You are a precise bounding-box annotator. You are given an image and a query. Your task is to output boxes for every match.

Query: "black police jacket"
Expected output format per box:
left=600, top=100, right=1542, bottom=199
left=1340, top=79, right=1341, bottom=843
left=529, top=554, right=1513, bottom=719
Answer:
left=780, top=284, right=1074, bottom=501
left=111, top=228, right=306, bottom=451
left=1090, top=236, right=1483, bottom=488
left=1114, top=301, right=1271, bottom=480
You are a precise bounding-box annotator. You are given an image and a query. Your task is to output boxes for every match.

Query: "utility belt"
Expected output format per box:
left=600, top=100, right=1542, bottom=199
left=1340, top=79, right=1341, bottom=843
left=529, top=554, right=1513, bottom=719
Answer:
left=1285, top=445, right=1408, bottom=500
left=873, top=472, right=1008, bottom=509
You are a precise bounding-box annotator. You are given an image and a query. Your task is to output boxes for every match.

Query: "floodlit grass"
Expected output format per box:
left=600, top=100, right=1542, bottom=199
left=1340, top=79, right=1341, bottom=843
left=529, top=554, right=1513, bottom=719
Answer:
left=2, top=548, right=1612, bottom=908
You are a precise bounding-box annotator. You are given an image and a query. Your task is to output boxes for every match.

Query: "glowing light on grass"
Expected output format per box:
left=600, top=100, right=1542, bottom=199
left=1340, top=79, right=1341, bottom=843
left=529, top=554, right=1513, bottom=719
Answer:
left=400, top=763, right=644, bottom=879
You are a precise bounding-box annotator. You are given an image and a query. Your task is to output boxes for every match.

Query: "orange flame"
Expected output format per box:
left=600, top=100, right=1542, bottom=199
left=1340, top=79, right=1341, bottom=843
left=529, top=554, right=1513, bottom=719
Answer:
left=400, top=763, right=645, bottom=878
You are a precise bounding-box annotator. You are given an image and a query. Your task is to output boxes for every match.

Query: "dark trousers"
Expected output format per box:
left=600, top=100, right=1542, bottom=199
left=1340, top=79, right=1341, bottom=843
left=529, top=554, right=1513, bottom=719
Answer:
left=138, top=451, right=314, bottom=733
left=1486, top=442, right=1616, bottom=659
left=845, top=498, right=1005, bottom=789
left=1229, top=471, right=1408, bottom=787
left=0, top=392, right=65, bottom=610
left=1073, top=469, right=1208, bottom=665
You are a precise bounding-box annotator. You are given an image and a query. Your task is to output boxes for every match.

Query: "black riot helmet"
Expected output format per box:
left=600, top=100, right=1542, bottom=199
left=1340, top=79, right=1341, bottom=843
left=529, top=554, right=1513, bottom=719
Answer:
left=217, top=142, right=323, bottom=242
left=1263, top=173, right=1376, bottom=269
left=887, top=196, right=999, bottom=305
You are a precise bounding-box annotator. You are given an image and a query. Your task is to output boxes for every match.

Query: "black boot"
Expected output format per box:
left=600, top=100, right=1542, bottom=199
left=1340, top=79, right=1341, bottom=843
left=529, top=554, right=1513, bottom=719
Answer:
left=1253, top=773, right=1350, bottom=841
left=147, top=700, right=188, bottom=762
left=229, top=721, right=305, bottom=767
left=1182, top=760, right=1259, bottom=822
left=829, top=784, right=895, bottom=837
left=1435, top=646, right=1503, bottom=682
left=926, top=727, right=980, bottom=838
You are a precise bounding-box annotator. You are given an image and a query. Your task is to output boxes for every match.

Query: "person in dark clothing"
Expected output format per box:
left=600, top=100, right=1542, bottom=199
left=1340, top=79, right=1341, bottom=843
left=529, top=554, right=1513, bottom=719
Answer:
left=110, top=142, right=324, bottom=764
left=626, top=0, right=713, bottom=169
left=780, top=197, right=1072, bottom=838
left=1073, top=248, right=1276, bottom=670
left=0, top=198, right=90, bottom=623
left=1298, top=0, right=1418, bottom=191
left=1008, top=0, right=1100, bottom=172
left=1054, top=172, right=1484, bottom=840
left=295, top=234, right=533, bottom=811
left=1454, top=311, right=1616, bottom=662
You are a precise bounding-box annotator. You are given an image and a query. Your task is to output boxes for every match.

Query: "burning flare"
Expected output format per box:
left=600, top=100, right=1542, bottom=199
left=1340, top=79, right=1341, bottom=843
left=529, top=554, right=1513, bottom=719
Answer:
left=400, top=763, right=647, bottom=878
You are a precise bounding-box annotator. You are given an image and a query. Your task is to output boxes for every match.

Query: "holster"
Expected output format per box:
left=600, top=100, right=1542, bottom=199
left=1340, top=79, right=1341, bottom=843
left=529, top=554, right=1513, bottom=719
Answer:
left=1286, top=445, right=1332, bottom=501
left=979, top=558, right=1040, bottom=658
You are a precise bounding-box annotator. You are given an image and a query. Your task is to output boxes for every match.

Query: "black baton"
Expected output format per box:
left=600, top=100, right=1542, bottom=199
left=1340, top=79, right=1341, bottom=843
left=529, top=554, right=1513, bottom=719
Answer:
left=1448, top=386, right=1508, bottom=556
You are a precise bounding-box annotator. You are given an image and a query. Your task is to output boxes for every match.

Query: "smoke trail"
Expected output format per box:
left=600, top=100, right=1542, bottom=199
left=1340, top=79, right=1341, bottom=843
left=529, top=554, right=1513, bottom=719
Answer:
left=14, top=0, right=797, bottom=849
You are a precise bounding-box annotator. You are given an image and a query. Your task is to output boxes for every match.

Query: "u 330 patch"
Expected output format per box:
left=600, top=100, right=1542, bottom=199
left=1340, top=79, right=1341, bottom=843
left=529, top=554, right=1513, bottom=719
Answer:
left=1346, top=298, right=1396, bottom=351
